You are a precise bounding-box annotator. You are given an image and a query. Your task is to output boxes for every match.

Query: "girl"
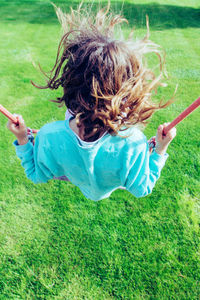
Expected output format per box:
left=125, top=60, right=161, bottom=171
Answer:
left=7, top=3, right=176, bottom=201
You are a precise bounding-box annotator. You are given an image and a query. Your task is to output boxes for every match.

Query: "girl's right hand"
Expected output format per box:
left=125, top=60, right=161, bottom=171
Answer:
left=155, top=123, right=176, bottom=155
left=7, top=114, right=28, bottom=145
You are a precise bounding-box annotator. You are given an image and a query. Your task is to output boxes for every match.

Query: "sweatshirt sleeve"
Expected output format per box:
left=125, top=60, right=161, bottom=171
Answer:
left=13, top=131, right=54, bottom=184
left=124, top=135, right=168, bottom=198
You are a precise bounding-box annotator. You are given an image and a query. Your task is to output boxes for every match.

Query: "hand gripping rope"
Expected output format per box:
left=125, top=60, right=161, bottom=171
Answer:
left=148, top=97, right=200, bottom=152
left=0, top=104, right=39, bottom=145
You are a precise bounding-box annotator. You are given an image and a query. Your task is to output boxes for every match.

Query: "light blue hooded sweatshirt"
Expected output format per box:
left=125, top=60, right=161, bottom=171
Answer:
left=14, top=119, right=168, bottom=201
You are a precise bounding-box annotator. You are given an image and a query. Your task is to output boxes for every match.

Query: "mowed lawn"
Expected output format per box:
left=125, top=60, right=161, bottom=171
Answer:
left=0, top=0, right=199, bottom=299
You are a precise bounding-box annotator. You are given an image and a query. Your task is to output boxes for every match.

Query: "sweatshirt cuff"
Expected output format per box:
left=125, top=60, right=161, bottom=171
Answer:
left=13, top=140, right=33, bottom=154
left=150, top=151, right=169, bottom=168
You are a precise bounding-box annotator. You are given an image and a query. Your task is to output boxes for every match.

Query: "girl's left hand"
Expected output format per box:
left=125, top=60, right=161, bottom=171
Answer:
left=155, top=122, right=176, bottom=155
left=7, top=114, right=28, bottom=145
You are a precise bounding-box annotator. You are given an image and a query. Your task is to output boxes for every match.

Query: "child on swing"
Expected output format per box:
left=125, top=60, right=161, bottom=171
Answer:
left=7, top=3, right=176, bottom=201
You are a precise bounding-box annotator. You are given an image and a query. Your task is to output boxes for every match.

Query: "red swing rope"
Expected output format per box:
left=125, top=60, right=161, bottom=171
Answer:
left=163, top=97, right=200, bottom=135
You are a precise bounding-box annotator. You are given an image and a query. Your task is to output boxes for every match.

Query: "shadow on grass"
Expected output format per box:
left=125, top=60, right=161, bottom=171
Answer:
left=0, top=0, right=199, bottom=29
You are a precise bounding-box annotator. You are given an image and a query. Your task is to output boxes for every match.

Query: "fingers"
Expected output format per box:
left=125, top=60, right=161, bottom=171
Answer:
left=7, top=114, right=27, bottom=135
left=156, top=123, right=169, bottom=142
left=166, top=126, right=176, bottom=141
left=13, top=114, right=25, bottom=127
left=155, top=122, right=176, bottom=155
left=156, top=122, right=176, bottom=144
left=7, top=120, right=19, bottom=134
left=156, top=124, right=164, bottom=142
left=163, top=122, right=176, bottom=142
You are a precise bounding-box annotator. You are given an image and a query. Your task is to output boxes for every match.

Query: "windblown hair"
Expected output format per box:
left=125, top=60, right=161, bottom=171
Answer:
left=32, top=2, right=171, bottom=141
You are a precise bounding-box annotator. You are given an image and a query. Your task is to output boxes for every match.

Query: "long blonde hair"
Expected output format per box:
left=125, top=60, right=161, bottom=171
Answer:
left=32, top=2, right=171, bottom=141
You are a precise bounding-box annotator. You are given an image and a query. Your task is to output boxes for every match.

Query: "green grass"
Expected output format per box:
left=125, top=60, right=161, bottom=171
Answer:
left=0, top=0, right=199, bottom=299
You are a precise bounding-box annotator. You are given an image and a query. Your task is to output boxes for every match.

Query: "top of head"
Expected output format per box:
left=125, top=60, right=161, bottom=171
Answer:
left=33, top=3, right=171, bottom=141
